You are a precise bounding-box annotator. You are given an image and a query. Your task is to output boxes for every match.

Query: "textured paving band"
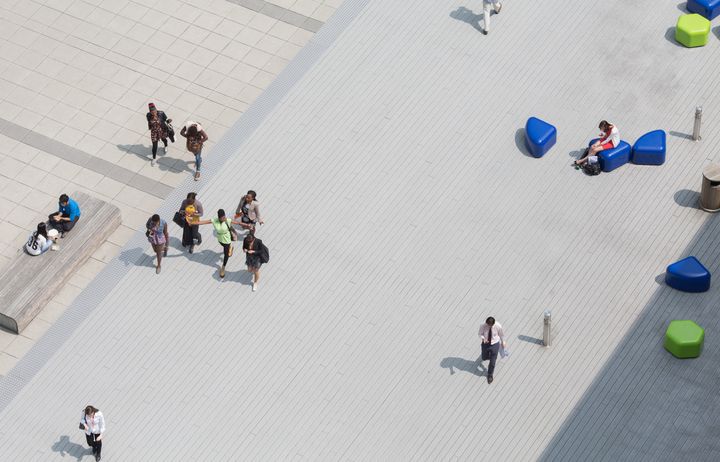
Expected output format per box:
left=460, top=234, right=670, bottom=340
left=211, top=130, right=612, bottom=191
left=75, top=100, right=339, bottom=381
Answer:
left=0, top=117, right=174, bottom=199
left=227, top=0, right=324, bottom=33
left=0, top=0, right=369, bottom=415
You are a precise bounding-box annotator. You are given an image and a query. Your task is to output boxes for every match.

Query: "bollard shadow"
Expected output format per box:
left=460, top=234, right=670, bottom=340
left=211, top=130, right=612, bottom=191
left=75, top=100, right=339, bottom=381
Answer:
left=664, top=26, right=685, bottom=48
left=514, top=128, right=534, bottom=157
left=449, top=6, right=484, bottom=33
left=51, top=435, right=88, bottom=461
left=676, top=2, right=689, bottom=13
left=517, top=334, right=544, bottom=345
left=713, top=25, right=720, bottom=41
left=668, top=130, right=693, bottom=141
left=440, top=356, right=485, bottom=376
left=673, top=189, right=700, bottom=209
left=655, top=272, right=666, bottom=285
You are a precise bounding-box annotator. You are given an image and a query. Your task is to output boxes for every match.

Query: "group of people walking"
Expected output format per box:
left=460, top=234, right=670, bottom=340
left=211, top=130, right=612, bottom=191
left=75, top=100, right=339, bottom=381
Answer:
left=147, top=190, right=269, bottom=291
left=146, top=103, right=208, bottom=181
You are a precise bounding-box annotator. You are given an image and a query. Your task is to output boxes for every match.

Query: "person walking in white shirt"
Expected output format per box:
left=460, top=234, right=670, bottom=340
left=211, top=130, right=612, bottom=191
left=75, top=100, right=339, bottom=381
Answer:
left=478, top=316, right=506, bottom=383
left=482, top=1, right=503, bottom=35
left=79, top=405, right=105, bottom=461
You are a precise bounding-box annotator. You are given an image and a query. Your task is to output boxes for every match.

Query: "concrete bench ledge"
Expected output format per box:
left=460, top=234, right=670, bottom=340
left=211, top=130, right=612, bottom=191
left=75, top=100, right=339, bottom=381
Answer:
left=0, top=192, right=121, bottom=334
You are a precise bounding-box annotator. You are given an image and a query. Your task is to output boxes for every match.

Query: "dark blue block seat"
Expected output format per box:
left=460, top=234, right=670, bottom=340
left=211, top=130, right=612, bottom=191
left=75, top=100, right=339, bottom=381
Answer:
left=589, top=139, right=631, bottom=172
left=632, top=130, right=666, bottom=165
left=525, top=117, right=557, bottom=158
left=687, top=0, right=720, bottom=20
left=666, top=256, right=711, bottom=293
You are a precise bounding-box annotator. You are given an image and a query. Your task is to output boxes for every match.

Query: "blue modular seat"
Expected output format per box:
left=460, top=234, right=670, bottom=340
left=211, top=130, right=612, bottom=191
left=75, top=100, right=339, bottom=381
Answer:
left=632, top=130, right=666, bottom=166
left=525, top=117, right=557, bottom=158
left=666, top=256, right=711, bottom=293
left=687, top=0, right=720, bottom=20
left=589, top=139, right=631, bottom=172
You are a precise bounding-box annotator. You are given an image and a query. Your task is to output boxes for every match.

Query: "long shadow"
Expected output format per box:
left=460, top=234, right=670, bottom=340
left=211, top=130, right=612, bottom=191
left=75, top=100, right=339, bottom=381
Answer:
left=514, top=128, right=535, bottom=157
left=449, top=6, right=484, bottom=33
left=116, top=143, right=193, bottom=173
left=539, top=212, right=720, bottom=460
left=518, top=334, right=544, bottom=346
left=669, top=130, right=693, bottom=141
left=440, top=356, right=485, bottom=377
left=674, top=189, right=700, bottom=209
left=51, top=435, right=88, bottom=461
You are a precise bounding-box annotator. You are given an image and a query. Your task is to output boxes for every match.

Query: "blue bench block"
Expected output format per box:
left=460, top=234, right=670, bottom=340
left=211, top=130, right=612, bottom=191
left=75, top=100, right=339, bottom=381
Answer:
left=632, top=130, right=666, bottom=166
left=666, top=256, right=711, bottom=293
left=525, top=117, right=557, bottom=158
left=589, top=139, right=631, bottom=172
left=687, top=0, right=720, bottom=20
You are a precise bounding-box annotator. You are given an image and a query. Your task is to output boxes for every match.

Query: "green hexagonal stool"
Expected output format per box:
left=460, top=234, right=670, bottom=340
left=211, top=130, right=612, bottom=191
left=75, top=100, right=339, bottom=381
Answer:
left=664, top=320, right=704, bottom=358
left=675, top=14, right=711, bottom=48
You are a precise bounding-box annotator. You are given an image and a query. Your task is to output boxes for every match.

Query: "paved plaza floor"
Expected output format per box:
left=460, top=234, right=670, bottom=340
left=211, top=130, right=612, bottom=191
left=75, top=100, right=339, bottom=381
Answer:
left=0, top=0, right=339, bottom=374
left=2, top=0, right=720, bottom=460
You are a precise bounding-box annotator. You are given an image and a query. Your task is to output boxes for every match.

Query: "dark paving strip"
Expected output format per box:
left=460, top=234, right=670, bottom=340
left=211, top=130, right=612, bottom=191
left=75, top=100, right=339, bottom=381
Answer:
left=227, top=0, right=324, bottom=33
left=0, top=117, right=174, bottom=199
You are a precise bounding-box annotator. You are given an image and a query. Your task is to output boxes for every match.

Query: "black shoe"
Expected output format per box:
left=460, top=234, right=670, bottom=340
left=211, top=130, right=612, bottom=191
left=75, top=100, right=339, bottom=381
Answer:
left=196, top=237, right=202, bottom=245
left=189, top=246, right=194, bottom=254
left=95, top=455, right=101, bottom=461
left=487, top=376, right=494, bottom=384
left=482, top=30, right=488, bottom=35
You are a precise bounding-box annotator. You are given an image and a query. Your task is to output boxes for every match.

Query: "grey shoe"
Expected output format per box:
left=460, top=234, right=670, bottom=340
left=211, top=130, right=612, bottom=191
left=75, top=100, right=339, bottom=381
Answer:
left=151, top=159, right=156, bottom=167
left=156, top=265, right=161, bottom=274
left=487, top=376, right=494, bottom=384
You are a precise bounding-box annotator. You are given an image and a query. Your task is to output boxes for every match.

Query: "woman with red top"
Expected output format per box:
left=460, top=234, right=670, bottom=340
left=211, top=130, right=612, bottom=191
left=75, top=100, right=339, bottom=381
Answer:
left=575, top=120, right=619, bottom=166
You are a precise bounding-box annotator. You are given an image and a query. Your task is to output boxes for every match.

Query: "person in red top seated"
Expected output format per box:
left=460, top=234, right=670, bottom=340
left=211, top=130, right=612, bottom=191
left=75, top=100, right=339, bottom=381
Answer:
left=575, top=120, right=619, bottom=166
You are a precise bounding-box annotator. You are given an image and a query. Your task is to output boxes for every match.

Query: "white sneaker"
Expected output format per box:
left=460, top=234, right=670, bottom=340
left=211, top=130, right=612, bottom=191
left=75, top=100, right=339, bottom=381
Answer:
left=495, top=2, right=502, bottom=13
left=51, top=244, right=59, bottom=251
left=252, top=282, right=257, bottom=292
left=150, top=159, right=156, bottom=167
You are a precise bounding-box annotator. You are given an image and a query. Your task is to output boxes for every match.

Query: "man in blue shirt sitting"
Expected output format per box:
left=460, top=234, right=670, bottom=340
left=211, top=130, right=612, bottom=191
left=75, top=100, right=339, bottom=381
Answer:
left=48, top=193, right=81, bottom=237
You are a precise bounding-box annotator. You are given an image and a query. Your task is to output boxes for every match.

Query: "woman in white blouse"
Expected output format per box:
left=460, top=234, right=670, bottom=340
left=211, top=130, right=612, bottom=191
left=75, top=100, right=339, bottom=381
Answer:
left=24, top=222, right=58, bottom=256
left=79, top=405, right=105, bottom=461
left=575, top=120, right=620, bottom=167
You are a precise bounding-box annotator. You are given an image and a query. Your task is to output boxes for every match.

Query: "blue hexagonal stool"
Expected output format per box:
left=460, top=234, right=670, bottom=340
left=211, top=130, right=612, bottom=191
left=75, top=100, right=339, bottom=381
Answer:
left=666, top=256, right=711, bottom=293
left=632, top=130, right=666, bottom=166
left=687, top=0, right=720, bottom=20
left=589, top=139, right=631, bottom=172
left=525, top=117, right=557, bottom=158
left=664, top=320, right=704, bottom=359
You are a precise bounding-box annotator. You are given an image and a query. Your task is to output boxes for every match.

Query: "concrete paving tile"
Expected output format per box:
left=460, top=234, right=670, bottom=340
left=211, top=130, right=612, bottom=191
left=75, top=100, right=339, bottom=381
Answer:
left=13, top=109, right=41, bottom=130
left=4, top=335, right=34, bottom=358
left=249, top=12, right=278, bottom=33
left=207, top=53, right=240, bottom=74
left=288, top=27, right=314, bottom=46
left=173, top=3, right=202, bottom=23
left=0, top=352, right=19, bottom=377
left=225, top=4, right=256, bottom=24
left=276, top=41, right=302, bottom=60
left=0, top=220, right=24, bottom=246
left=52, top=282, right=83, bottom=307
left=250, top=70, right=276, bottom=89
left=159, top=16, right=190, bottom=37
left=292, top=0, right=321, bottom=16
left=66, top=271, right=93, bottom=291
left=0, top=100, right=23, bottom=121
left=243, top=48, right=274, bottom=69
left=4, top=179, right=32, bottom=203
left=107, top=224, right=137, bottom=248
left=195, top=11, right=225, bottom=31
left=35, top=300, right=69, bottom=324
left=51, top=159, right=84, bottom=182
left=119, top=2, right=151, bottom=22
left=215, top=18, right=243, bottom=38
left=5, top=204, right=38, bottom=229
left=33, top=117, right=65, bottom=140
left=33, top=173, right=69, bottom=197
left=236, top=27, right=265, bottom=47
left=22, top=190, right=55, bottom=214
left=94, top=239, right=122, bottom=263
left=0, top=198, right=16, bottom=218
left=15, top=164, right=48, bottom=189
left=255, top=34, right=286, bottom=54
left=92, top=176, right=125, bottom=200
left=76, top=256, right=106, bottom=280
left=269, top=20, right=300, bottom=41
left=72, top=168, right=105, bottom=190
left=117, top=153, right=150, bottom=174
left=159, top=169, right=188, bottom=188
left=116, top=184, right=164, bottom=213
left=237, top=84, right=264, bottom=104
left=0, top=329, right=15, bottom=351
left=21, top=317, right=51, bottom=341
left=311, top=4, right=335, bottom=21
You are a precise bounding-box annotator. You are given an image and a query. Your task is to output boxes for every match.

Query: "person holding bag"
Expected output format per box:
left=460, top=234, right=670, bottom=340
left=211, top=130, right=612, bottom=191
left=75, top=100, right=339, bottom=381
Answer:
left=234, top=190, right=264, bottom=231
left=195, top=209, right=242, bottom=279
left=79, top=405, right=105, bottom=461
left=146, top=103, right=173, bottom=167
left=180, top=121, right=208, bottom=181
left=145, top=214, right=169, bottom=274
left=243, top=230, right=269, bottom=292
left=178, top=193, right=203, bottom=253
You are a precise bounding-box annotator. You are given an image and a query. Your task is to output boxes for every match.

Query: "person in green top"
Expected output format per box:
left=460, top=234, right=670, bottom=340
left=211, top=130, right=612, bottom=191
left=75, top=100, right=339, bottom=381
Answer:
left=195, top=209, right=243, bottom=278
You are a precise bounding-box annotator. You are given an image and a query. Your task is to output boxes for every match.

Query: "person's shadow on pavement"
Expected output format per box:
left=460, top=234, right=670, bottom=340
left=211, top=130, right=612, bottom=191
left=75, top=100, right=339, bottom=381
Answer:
left=449, top=6, right=484, bottom=33
left=51, top=435, right=89, bottom=461
left=440, top=356, right=487, bottom=377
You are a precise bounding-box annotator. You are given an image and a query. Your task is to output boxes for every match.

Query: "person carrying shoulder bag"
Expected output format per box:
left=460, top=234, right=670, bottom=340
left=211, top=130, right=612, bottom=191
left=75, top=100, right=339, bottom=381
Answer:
left=79, top=405, right=105, bottom=461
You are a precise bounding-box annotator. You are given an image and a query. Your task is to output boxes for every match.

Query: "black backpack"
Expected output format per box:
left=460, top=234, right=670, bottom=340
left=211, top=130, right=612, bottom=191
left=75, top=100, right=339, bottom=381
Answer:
left=582, top=161, right=601, bottom=176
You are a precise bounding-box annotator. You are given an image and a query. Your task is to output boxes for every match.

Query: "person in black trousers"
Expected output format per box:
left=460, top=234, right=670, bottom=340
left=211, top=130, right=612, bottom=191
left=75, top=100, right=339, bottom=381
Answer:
left=79, top=405, right=105, bottom=461
left=146, top=102, right=174, bottom=167
left=179, top=192, right=203, bottom=253
left=478, top=316, right=506, bottom=384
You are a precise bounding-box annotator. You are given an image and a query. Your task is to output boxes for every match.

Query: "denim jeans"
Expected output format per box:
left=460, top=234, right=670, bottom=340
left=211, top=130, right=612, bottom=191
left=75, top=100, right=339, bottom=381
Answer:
left=194, top=149, right=202, bottom=172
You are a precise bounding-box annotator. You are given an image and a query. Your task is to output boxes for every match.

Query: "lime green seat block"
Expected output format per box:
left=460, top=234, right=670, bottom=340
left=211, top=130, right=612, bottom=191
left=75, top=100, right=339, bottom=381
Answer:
left=664, top=320, right=704, bottom=358
left=675, top=14, right=711, bottom=48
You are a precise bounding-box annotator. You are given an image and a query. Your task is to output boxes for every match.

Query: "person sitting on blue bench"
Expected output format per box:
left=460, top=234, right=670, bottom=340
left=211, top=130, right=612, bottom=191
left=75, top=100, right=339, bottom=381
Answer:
left=574, top=120, right=619, bottom=167
left=48, top=193, right=81, bottom=237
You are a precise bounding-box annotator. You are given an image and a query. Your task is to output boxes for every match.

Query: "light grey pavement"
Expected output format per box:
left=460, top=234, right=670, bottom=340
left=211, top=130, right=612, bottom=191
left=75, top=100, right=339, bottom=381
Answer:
left=0, top=0, right=338, bottom=374
left=2, top=0, right=720, bottom=460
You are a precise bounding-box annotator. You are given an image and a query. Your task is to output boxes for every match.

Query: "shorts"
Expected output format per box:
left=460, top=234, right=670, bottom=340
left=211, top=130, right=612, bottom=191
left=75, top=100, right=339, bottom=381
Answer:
left=600, top=142, right=614, bottom=151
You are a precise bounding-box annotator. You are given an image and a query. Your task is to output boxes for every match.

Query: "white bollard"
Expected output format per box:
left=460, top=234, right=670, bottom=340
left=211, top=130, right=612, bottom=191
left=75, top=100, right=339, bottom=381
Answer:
left=543, top=310, right=552, bottom=347
left=692, top=106, right=703, bottom=141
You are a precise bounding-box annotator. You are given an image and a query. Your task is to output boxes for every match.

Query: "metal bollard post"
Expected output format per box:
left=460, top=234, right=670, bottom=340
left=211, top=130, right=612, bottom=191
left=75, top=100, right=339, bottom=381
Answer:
left=543, top=310, right=552, bottom=347
left=692, top=106, right=703, bottom=141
